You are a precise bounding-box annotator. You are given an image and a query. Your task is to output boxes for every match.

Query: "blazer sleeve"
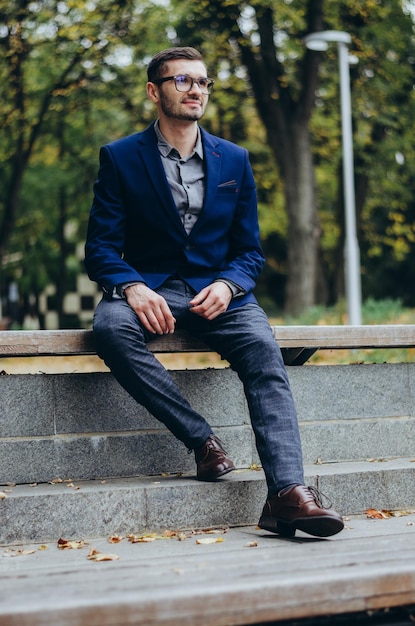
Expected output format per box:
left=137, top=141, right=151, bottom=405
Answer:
left=84, top=145, right=145, bottom=295
left=214, top=149, right=265, bottom=292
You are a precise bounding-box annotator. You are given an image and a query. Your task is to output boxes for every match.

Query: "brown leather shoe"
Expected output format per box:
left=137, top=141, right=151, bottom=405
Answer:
left=258, top=485, right=344, bottom=538
left=195, top=434, right=235, bottom=481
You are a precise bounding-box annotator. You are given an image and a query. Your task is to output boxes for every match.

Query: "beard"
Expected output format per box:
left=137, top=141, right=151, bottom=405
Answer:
left=159, top=92, right=207, bottom=121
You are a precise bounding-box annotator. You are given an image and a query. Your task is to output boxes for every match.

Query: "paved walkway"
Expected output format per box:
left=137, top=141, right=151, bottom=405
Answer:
left=1, top=513, right=415, bottom=625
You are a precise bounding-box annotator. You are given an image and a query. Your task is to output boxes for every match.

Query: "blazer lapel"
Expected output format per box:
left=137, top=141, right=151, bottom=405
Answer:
left=136, top=127, right=185, bottom=234
left=202, top=131, right=222, bottom=212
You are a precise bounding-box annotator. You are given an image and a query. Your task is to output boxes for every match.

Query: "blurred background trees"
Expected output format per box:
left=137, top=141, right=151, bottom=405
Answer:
left=1, top=0, right=415, bottom=327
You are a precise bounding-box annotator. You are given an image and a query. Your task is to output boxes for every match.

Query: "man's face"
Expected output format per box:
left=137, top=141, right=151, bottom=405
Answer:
left=154, top=59, right=210, bottom=122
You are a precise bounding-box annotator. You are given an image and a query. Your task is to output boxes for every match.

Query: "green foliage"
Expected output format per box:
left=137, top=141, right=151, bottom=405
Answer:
left=2, top=0, right=415, bottom=323
left=0, top=0, right=172, bottom=320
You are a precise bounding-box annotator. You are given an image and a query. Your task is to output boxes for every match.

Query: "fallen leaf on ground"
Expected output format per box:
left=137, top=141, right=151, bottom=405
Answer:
left=195, top=537, right=224, bottom=545
left=248, top=463, right=262, bottom=471
left=162, top=529, right=189, bottom=540
left=87, top=548, right=119, bottom=562
left=108, top=534, right=123, bottom=543
left=0, top=492, right=7, bottom=500
left=57, top=538, right=87, bottom=550
left=9, top=549, right=36, bottom=557
left=176, top=532, right=188, bottom=541
left=365, top=508, right=415, bottom=519
left=365, top=508, right=390, bottom=519
left=245, top=541, right=258, bottom=547
left=388, top=509, right=415, bottom=517
left=127, top=532, right=173, bottom=543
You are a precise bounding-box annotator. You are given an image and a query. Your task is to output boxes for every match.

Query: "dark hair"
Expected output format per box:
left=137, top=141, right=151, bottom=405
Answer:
left=147, top=47, right=205, bottom=83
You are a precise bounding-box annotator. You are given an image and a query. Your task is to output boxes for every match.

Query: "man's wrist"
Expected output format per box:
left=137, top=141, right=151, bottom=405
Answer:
left=214, top=279, right=244, bottom=298
left=115, top=282, right=142, bottom=299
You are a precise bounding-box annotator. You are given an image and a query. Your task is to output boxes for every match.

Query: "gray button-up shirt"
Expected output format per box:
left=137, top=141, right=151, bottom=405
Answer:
left=154, top=120, right=204, bottom=235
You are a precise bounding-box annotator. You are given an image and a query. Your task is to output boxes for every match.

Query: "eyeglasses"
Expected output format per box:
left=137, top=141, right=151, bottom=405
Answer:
left=155, top=74, right=215, bottom=95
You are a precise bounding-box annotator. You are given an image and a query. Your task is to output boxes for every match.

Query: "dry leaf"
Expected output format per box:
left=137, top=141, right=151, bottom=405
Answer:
left=248, top=463, right=262, bottom=471
left=245, top=541, right=258, bottom=547
left=127, top=533, right=157, bottom=543
left=57, top=538, right=87, bottom=550
left=108, top=534, right=123, bottom=544
left=366, top=508, right=415, bottom=519
left=12, top=549, right=36, bottom=557
left=0, top=492, right=7, bottom=500
left=195, top=537, right=224, bottom=545
left=388, top=509, right=415, bottom=517
left=176, top=532, right=188, bottom=541
left=365, top=508, right=389, bottom=519
left=87, top=548, right=119, bottom=562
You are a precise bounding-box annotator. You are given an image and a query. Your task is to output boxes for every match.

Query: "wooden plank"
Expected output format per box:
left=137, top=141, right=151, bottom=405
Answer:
left=0, top=329, right=209, bottom=357
left=272, top=324, right=415, bottom=348
left=0, top=325, right=415, bottom=358
left=0, top=531, right=414, bottom=625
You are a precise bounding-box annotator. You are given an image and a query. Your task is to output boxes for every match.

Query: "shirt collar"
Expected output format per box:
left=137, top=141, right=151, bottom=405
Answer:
left=154, top=120, right=204, bottom=161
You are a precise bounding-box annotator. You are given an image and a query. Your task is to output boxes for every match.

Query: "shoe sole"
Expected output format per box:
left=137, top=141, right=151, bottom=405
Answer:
left=258, top=515, right=344, bottom=538
left=197, top=466, right=235, bottom=482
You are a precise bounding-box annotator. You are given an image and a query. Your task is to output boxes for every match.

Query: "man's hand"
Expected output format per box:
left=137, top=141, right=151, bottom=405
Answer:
left=124, top=284, right=176, bottom=335
left=189, top=281, right=233, bottom=320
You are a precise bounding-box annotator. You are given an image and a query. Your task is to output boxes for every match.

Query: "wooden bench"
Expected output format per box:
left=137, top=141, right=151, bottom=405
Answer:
left=1, top=325, right=414, bottom=365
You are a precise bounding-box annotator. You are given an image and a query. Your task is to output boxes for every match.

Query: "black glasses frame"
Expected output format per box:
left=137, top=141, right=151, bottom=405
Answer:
left=154, top=74, right=215, bottom=95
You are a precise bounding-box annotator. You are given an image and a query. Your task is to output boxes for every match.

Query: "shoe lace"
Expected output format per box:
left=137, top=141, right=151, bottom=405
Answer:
left=191, top=435, right=227, bottom=459
left=307, top=486, right=333, bottom=509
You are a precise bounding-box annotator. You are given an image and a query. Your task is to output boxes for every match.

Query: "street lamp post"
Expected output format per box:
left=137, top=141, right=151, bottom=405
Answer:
left=304, top=30, right=362, bottom=325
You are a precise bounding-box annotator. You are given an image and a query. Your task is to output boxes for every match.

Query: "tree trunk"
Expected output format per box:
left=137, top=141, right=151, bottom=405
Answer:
left=282, top=124, right=320, bottom=314
left=233, top=0, right=325, bottom=314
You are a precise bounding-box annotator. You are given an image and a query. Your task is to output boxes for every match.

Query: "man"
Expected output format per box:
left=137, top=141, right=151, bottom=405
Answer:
left=85, top=46, right=344, bottom=538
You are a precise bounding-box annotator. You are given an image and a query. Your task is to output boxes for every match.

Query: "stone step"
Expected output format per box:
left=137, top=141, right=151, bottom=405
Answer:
left=2, top=459, right=414, bottom=545
left=2, top=363, right=415, bottom=484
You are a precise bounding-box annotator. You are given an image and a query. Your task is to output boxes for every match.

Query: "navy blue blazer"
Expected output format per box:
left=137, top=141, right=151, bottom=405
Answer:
left=85, top=124, right=265, bottom=310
